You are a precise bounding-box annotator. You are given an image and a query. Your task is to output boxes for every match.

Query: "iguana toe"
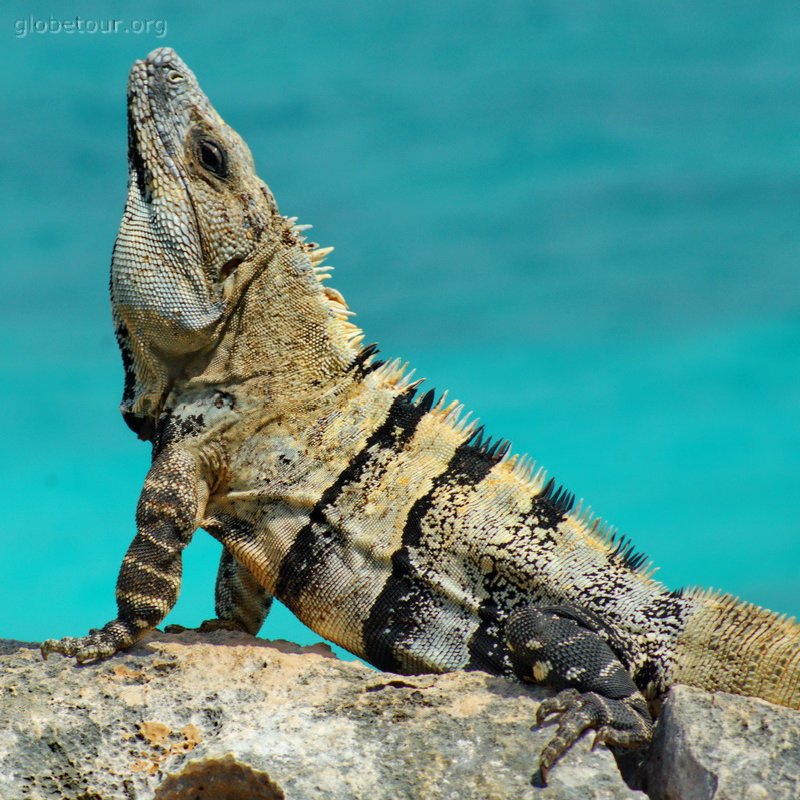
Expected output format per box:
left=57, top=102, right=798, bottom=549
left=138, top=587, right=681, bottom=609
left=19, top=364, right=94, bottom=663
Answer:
left=40, top=633, right=118, bottom=664
left=535, top=688, right=653, bottom=782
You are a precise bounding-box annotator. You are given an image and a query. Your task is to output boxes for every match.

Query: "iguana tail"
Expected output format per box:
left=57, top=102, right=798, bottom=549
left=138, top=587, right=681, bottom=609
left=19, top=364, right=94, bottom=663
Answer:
left=672, top=589, right=800, bottom=709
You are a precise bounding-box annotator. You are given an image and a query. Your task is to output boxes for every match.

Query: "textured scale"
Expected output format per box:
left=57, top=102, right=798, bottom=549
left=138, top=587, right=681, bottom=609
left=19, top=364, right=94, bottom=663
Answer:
left=41, top=47, right=800, bottom=783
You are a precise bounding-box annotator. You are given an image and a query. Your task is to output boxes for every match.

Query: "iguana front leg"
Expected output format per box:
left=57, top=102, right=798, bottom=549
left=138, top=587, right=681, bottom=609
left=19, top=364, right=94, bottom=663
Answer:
left=41, top=448, right=207, bottom=663
left=505, top=605, right=653, bottom=783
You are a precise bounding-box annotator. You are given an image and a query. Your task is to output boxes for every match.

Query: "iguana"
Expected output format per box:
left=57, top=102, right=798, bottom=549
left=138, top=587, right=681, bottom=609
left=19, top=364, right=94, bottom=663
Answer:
left=42, top=47, right=800, bottom=782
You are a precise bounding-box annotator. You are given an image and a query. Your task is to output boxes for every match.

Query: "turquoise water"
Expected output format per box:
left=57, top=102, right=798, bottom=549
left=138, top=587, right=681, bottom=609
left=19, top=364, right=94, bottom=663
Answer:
left=2, top=2, right=798, bottom=660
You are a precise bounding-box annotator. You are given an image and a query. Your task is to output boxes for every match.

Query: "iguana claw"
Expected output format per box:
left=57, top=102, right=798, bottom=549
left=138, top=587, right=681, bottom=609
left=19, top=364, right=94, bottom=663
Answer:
left=535, top=688, right=653, bottom=783
left=41, top=616, right=147, bottom=664
left=41, top=632, right=118, bottom=664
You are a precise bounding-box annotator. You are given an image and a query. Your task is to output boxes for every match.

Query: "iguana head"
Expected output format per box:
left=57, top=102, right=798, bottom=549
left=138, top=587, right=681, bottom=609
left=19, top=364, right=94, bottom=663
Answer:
left=112, top=47, right=278, bottom=437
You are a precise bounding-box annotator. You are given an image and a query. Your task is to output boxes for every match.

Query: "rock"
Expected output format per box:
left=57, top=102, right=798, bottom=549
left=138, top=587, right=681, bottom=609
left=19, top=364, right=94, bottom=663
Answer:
left=642, top=684, right=800, bottom=800
left=0, top=632, right=643, bottom=800
left=6, top=633, right=798, bottom=800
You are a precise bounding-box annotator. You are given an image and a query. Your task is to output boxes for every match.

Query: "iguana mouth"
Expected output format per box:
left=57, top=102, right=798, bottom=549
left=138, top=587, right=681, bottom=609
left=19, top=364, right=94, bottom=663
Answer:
left=126, top=50, right=198, bottom=237
left=129, top=49, right=238, bottom=276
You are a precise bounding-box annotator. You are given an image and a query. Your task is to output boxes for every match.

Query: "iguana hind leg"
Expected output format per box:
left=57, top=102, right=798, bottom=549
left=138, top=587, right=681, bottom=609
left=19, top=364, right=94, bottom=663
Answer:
left=505, top=605, right=653, bottom=784
left=167, top=547, right=273, bottom=635
left=41, top=448, right=205, bottom=663
left=210, top=547, right=273, bottom=634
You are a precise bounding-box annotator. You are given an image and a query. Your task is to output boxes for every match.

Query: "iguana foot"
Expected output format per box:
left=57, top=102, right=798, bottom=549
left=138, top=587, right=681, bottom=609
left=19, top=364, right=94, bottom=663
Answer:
left=505, top=604, right=654, bottom=784
left=41, top=619, right=142, bottom=663
left=535, top=688, right=652, bottom=783
left=164, top=618, right=251, bottom=634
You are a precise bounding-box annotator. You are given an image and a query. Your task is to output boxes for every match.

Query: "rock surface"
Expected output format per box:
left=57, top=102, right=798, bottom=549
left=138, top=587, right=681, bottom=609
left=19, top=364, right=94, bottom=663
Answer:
left=0, top=631, right=642, bottom=800
left=642, top=685, right=800, bottom=800
left=1, top=633, right=799, bottom=800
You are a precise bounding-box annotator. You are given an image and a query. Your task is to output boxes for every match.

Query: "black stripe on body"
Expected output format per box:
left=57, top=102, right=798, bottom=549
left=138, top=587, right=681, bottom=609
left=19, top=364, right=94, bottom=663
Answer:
left=463, top=597, right=510, bottom=674
left=362, top=439, right=501, bottom=674
left=461, top=483, right=686, bottom=692
left=464, top=479, right=578, bottom=675
left=274, top=390, right=426, bottom=609
left=629, top=591, right=691, bottom=696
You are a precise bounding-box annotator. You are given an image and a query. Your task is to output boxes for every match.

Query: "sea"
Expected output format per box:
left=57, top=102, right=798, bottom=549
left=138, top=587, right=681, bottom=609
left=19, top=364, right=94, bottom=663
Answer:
left=1, top=1, right=798, bottom=661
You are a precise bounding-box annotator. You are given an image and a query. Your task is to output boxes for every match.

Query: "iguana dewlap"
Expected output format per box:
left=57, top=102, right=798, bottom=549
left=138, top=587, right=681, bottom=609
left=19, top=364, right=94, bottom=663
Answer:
left=42, top=47, right=800, bottom=783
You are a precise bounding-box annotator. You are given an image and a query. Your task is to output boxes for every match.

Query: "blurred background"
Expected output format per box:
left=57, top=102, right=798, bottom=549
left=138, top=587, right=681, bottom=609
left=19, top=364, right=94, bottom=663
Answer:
left=1, top=1, right=798, bottom=659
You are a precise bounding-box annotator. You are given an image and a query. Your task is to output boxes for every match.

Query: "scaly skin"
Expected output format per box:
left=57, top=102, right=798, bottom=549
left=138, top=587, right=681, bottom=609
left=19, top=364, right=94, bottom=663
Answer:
left=41, top=48, right=800, bottom=782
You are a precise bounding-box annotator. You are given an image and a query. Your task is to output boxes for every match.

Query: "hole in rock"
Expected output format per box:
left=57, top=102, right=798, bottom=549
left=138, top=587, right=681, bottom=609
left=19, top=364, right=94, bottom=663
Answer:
left=154, top=755, right=284, bottom=800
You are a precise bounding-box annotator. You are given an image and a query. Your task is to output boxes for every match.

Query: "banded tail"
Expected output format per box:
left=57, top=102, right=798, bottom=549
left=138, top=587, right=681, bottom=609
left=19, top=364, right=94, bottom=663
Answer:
left=674, top=589, right=800, bottom=708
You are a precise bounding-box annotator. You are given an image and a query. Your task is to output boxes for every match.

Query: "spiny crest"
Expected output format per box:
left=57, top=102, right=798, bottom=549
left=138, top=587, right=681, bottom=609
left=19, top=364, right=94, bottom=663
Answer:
left=340, top=335, right=655, bottom=578
left=355, top=359, right=515, bottom=468
left=504, top=456, right=580, bottom=514
left=350, top=342, right=385, bottom=376
left=573, top=501, right=653, bottom=575
left=372, top=358, right=421, bottom=393
left=288, top=216, right=365, bottom=355
left=538, top=476, right=576, bottom=515
left=507, top=454, right=547, bottom=487
left=607, top=532, right=649, bottom=572
left=465, top=424, right=512, bottom=462
left=410, top=388, right=512, bottom=465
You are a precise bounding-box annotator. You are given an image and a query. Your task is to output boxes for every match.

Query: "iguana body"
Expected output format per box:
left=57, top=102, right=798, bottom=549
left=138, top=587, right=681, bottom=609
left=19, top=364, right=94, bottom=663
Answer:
left=42, top=47, right=800, bottom=780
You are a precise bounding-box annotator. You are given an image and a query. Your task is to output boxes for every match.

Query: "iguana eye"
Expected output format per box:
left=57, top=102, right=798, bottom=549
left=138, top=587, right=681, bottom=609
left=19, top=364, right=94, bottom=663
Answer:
left=198, top=139, right=227, bottom=178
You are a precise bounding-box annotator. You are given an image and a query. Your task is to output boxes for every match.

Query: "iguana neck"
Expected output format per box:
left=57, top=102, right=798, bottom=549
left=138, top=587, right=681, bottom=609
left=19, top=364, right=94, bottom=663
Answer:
left=176, top=220, right=364, bottom=415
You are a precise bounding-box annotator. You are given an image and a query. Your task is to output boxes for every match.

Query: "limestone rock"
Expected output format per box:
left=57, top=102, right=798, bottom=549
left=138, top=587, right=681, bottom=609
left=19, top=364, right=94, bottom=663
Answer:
left=643, top=684, right=800, bottom=800
left=0, top=632, right=643, bottom=800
